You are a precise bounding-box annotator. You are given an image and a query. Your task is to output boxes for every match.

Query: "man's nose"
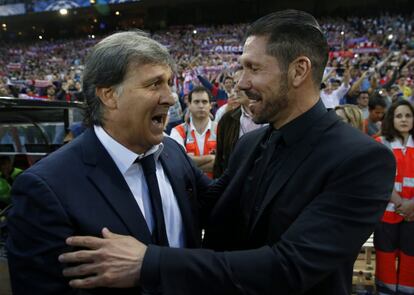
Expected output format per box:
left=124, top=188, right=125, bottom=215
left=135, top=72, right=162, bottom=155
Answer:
left=237, top=71, right=250, bottom=90
left=160, top=87, right=175, bottom=106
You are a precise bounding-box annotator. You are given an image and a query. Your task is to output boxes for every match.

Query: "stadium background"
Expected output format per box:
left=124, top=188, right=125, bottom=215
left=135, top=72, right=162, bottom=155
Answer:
left=0, top=1, right=414, bottom=294
left=0, top=0, right=412, bottom=40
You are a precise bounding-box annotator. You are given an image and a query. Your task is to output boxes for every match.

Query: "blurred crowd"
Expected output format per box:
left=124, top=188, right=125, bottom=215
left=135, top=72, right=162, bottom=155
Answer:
left=0, top=14, right=413, bottom=113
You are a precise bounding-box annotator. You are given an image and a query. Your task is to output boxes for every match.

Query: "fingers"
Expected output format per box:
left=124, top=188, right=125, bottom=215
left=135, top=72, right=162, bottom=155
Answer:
left=62, top=262, right=100, bottom=277
left=66, top=236, right=105, bottom=249
left=68, top=276, right=103, bottom=289
left=101, top=227, right=121, bottom=239
left=59, top=249, right=98, bottom=264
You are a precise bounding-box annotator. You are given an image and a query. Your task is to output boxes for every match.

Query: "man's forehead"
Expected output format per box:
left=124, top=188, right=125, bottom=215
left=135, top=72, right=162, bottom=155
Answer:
left=127, top=63, right=172, bottom=79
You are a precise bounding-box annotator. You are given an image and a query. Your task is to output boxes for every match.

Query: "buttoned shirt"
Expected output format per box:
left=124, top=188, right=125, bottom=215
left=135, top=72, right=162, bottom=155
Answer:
left=94, top=126, right=185, bottom=247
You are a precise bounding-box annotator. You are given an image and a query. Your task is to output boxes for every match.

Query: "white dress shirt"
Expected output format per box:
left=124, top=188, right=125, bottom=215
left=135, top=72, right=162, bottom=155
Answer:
left=94, top=126, right=185, bottom=247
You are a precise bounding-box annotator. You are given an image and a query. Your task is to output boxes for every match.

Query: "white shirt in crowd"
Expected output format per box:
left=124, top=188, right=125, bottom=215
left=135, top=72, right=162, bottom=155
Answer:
left=320, top=82, right=350, bottom=109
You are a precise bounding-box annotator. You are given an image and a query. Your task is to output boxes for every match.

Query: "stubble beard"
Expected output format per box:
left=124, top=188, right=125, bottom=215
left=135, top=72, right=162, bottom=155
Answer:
left=252, top=80, right=289, bottom=126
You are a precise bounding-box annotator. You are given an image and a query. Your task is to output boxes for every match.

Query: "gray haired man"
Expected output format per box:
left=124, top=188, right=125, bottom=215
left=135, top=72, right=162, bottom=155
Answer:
left=7, top=31, right=211, bottom=295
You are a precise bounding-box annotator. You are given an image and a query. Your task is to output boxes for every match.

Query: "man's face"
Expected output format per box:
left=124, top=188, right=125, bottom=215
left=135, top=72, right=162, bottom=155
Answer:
left=189, top=91, right=211, bottom=120
left=369, top=105, right=385, bottom=122
left=223, top=78, right=234, bottom=93
left=104, top=63, right=174, bottom=153
left=357, top=93, right=369, bottom=108
left=238, top=35, right=289, bottom=125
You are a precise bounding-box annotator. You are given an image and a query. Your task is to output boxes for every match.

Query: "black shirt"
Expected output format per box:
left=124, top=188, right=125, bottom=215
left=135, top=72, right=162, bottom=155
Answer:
left=241, top=99, right=328, bottom=229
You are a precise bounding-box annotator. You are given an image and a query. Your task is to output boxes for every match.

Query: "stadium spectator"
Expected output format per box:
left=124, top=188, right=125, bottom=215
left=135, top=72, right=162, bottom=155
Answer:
left=364, top=95, right=387, bottom=137
left=356, top=91, right=370, bottom=119
left=170, top=86, right=217, bottom=178
left=375, top=100, right=414, bottom=295
left=334, top=104, right=364, bottom=130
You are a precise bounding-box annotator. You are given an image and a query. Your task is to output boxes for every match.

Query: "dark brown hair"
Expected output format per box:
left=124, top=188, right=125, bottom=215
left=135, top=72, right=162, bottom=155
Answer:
left=382, top=100, right=414, bottom=142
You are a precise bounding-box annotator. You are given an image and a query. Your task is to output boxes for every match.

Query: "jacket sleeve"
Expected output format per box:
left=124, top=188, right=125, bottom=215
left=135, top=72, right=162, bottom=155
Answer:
left=6, top=172, right=86, bottom=295
left=140, top=142, right=395, bottom=295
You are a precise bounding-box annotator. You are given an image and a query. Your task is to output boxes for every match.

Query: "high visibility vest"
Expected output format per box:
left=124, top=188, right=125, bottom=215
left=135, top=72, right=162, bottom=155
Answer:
left=377, top=136, right=414, bottom=223
left=174, top=122, right=217, bottom=178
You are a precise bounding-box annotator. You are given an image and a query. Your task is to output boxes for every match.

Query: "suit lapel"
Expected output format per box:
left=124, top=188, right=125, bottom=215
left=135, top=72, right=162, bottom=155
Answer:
left=249, top=142, right=314, bottom=234
left=249, top=111, right=340, bottom=234
left=159, top=145, right=199, bottom=247
left=81, top=129, right=153, bottom=244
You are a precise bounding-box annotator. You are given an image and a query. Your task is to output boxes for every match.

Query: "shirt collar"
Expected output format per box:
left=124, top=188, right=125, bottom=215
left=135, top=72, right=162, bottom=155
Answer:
left=241, top=105, right=253, bottom=119
left=94, top=125, right=163, bottom=175
left=189, top=117, right=213, bottom=135
left=275, top=99, right=327, bottom=146
left=391, top=135, right=414, bottom=149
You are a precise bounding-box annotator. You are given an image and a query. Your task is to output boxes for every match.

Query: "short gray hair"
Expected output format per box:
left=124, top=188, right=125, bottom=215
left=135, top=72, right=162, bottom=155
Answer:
left=82, top=30, right=175, bottom=127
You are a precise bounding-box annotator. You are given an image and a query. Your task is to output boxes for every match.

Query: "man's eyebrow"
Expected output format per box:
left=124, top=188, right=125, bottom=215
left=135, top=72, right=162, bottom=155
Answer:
left=142, top=74, right=170, bottom=85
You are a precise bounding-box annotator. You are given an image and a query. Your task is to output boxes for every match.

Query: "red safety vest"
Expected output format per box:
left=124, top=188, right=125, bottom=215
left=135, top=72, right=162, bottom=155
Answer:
left=377, top=136, right=414, bottom=223
left=174, top=122, right=217, bottom=178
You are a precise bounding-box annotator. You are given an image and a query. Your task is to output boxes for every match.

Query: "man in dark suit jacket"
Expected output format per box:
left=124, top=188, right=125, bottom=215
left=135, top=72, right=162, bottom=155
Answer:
left=59, top=10, right=396, bottom=295
left=6, top=31, right=210, bottom=295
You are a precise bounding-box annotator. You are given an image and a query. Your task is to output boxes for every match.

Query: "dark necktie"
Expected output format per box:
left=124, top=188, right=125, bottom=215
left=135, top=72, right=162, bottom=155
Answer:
left=137, top=154, right=169, bottom=246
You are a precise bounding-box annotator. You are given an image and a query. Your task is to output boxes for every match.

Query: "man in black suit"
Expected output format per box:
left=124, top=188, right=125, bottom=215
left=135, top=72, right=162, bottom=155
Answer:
left=59, top=10, right=396, bottom=295
left=6, top=31, right=211, bottom=295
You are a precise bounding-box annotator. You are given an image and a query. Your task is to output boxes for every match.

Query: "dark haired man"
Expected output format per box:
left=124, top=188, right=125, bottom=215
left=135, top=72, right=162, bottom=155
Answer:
left=364, top=96, right=387, bottom=137
left=60, top=10, right=395, bottom=295
left=170, top=86, right=217, bottom=178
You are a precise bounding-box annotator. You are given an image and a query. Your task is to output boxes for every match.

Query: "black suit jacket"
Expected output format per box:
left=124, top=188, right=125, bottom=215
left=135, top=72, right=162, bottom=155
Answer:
left=142, top=110, right=396, bottom=295
left=6, top=128, right=210, bottom=295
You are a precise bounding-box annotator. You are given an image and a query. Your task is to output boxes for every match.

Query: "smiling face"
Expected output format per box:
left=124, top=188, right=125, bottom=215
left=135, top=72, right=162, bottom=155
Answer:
left=238, top=35, right=289, bottom=126
left=100, top=63, right=174, bottom=154
left=394, top=105, right=413, bottom=136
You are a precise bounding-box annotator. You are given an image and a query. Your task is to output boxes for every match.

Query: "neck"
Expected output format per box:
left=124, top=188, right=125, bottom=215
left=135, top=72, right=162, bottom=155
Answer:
left=401, top=133, right=410, bottom=146
left=101, top=124, right=149, bottom=155
left=191, top=117, right=209, bottom=134
left=272, top=93, right=319, bottom=129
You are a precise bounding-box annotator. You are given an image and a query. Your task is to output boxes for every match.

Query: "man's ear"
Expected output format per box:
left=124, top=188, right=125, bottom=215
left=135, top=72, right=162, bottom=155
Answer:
left=96, top=87, right=118, bottom=109
left=288, top=56, right=312, bottom=88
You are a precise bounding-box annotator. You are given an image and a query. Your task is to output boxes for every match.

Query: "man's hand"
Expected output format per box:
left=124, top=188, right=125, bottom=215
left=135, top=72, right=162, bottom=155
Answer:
left=58, top=228, right=147, bottom=289
left=198, top=155, right=215, bottom=173
left=397, top=199, right=414, bottom=222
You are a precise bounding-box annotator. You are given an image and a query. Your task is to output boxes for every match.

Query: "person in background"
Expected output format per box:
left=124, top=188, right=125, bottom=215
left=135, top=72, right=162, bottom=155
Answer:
left=356, top=91, right=370, bottom=119
left=363, top=95, right=387, bottom=137
left=165, top=92, right=183, bottom=135
left=334, top=104, right=364, bottom=131
left=375, top=100, right=414, bottom=295
left=170, top=86, right=217, bottom=178
left=320, top=66, right=350, bottom=109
